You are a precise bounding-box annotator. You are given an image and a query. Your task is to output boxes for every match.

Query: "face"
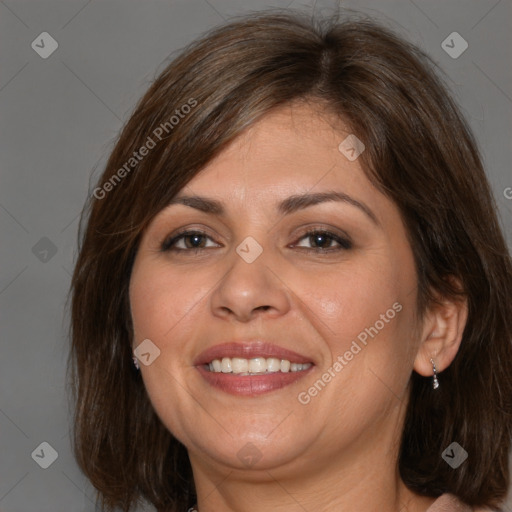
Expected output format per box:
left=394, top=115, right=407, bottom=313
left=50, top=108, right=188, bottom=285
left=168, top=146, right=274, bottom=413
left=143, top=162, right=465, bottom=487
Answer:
left=129, top=101, right=420, bottom=479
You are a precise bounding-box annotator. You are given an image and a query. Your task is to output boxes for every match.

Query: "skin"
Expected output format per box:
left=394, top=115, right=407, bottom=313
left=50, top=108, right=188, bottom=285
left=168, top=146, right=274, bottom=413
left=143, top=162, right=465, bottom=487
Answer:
left=129, top=101, right=468, bottom=512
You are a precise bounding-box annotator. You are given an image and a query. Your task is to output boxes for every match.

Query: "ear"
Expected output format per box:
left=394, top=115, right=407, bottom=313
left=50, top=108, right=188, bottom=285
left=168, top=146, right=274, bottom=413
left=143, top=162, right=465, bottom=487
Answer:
left=413, top=280, right=468, bottom=377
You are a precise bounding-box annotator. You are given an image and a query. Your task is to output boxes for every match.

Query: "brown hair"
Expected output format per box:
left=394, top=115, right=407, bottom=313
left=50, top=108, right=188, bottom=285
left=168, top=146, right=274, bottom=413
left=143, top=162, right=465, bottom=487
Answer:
left=67, top=9, right=512, bottom=511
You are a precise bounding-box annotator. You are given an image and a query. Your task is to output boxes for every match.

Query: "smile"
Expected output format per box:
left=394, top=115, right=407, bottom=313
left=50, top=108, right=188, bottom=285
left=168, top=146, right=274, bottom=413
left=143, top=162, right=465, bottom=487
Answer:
left=194, top=341, right=315, bottom=396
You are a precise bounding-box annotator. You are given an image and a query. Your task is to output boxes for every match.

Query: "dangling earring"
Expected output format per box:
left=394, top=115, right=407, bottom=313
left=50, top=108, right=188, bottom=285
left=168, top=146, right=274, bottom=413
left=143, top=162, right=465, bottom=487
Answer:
left=430, top=358, right=439, bottom=389
left=132, top=355, right=140, bottom=370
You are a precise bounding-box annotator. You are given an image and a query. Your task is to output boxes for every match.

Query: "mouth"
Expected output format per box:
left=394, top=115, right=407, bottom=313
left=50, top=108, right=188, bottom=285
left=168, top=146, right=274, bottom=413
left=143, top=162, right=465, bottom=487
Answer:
left=194, top=341, right=315, bottom=396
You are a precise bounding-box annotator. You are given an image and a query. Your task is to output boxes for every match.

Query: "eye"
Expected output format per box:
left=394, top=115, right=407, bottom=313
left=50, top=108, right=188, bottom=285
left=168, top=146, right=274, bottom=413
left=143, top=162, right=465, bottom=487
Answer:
left=161, top=230, right=220, bottom=252
left=292, top=229, right=352, bottom=251
left=160, top=228, right=351, bottom=253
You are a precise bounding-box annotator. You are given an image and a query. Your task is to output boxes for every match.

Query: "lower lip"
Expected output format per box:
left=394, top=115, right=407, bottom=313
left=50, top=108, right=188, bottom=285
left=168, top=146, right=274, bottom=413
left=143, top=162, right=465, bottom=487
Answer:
left=196, top=365, right=314, bottom=396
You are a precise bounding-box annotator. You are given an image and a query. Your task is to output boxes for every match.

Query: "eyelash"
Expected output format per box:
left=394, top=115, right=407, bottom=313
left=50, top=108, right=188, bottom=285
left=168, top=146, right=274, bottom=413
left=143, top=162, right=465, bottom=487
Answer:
left=160, top=229, right=352, bottom=253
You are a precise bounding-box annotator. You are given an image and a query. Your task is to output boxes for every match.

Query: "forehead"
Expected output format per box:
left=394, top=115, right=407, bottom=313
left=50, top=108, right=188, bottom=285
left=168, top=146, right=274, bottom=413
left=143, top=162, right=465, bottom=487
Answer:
left=182, top=102, right=375, bottom=201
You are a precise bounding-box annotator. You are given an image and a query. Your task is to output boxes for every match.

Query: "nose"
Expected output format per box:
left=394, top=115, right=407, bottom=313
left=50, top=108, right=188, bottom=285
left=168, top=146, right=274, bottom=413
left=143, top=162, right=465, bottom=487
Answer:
left=210, top=248, right=291, bottom=323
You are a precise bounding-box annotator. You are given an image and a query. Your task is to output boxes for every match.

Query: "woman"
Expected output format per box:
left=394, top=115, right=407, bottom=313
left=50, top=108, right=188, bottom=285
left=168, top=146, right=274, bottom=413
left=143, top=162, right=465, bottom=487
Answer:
left=68, top=10, right=512, bottom=512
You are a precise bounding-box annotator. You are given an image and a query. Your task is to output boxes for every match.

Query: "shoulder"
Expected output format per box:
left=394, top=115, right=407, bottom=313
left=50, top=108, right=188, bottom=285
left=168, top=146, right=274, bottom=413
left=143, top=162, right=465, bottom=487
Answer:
left=426, top=494, right=490, bottom=512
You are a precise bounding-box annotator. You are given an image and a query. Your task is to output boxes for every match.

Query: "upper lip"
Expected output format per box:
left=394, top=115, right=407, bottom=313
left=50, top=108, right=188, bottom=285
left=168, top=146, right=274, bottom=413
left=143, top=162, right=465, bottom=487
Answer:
left=194, top=341, right=314, bottom=366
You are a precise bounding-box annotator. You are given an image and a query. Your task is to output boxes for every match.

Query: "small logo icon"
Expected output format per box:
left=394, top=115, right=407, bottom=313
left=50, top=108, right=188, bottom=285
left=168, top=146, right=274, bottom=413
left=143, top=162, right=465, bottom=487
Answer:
left=504, top=187, right=512, bottom=200
left=31, top=32, right=59, bottom=59
left=237, top=442, right=263, bottom=467
left=133, top=339, right=161, bottom=366
left=338, top=134, right=365, bottom=161
left=236, top=236, right=263, bottom=263
left=32, top=237, right=58, bottom=263
left=441, top=32, right=468, bottom=59
left=442, top=441, right=468, bottom=469
left=31, top=441, right=58, bottom=469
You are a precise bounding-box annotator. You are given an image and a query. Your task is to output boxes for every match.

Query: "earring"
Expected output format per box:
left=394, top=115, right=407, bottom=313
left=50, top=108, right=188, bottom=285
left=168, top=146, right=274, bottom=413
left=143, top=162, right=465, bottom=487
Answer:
left=132, top=355, right=140, bottom=370
left=430, top=358, right=439, bottom=389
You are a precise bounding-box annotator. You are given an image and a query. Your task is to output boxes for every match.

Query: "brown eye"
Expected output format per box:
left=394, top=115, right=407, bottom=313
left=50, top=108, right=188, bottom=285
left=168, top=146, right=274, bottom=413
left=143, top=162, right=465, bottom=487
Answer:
left=294, top=230, right=352, bottom=251
left=161, top=231, right=218, bottom=252
left=182, top=233, right=207, bottom=248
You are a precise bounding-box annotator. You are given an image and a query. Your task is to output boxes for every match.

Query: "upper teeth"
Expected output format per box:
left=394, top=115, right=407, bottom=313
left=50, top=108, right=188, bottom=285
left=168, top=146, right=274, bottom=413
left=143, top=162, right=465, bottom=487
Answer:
left=207, top=357, right=312, bottom=374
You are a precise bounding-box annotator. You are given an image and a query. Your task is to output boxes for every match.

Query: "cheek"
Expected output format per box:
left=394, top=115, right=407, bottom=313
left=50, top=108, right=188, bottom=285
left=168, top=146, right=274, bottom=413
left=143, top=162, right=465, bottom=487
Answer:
left=128, top=262, right=206, bottom=439
left=296, top=249, right=418, bottom=390
left=129, top=261, right=207, bottom=346
left=298, top=261, right=405, bottom=343
left=302, top=266, right=417, bottom=423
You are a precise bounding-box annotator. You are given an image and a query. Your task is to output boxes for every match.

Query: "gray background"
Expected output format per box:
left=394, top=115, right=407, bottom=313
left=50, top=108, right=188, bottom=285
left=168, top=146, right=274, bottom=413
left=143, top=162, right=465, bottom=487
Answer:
left=1, top=0, right=511, bottom=510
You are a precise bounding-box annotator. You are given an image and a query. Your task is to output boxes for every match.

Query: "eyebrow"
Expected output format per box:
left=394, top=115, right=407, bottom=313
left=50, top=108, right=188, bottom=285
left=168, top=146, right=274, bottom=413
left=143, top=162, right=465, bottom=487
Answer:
left=167, top=191, right=380, bottom=226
